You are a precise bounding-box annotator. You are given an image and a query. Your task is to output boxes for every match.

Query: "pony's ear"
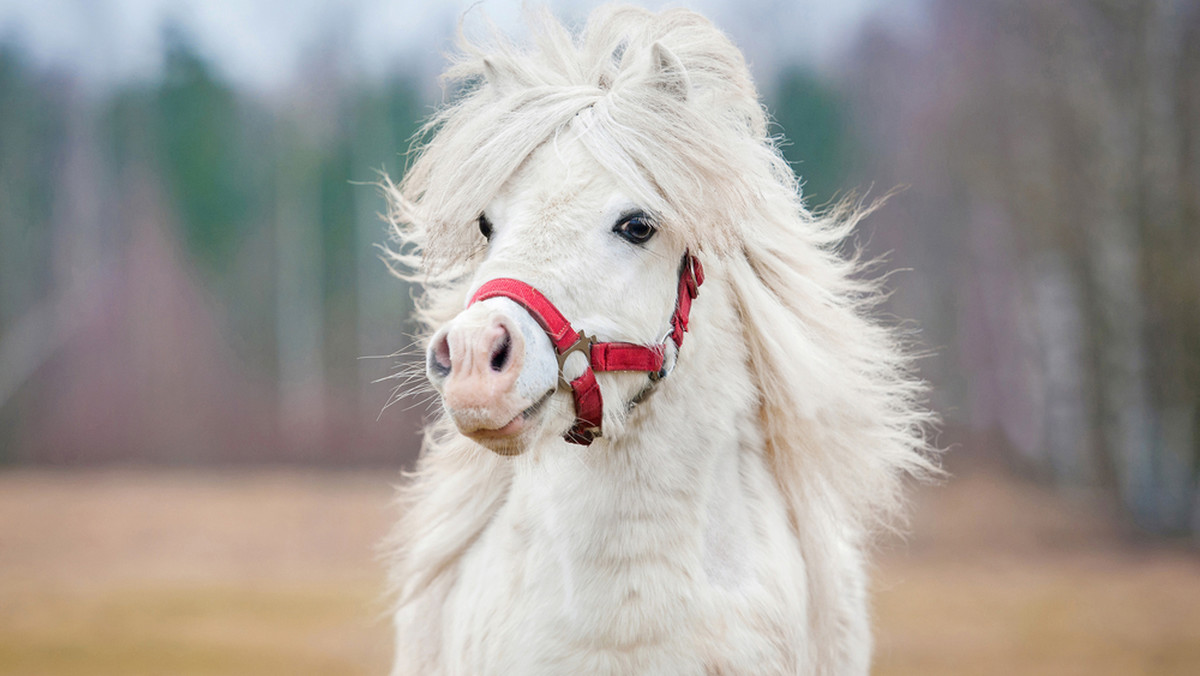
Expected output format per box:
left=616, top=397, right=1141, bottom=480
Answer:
left=649, top=42, right=690, bottom=102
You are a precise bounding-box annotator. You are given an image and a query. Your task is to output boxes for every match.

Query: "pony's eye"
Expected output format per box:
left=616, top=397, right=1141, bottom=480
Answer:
left=478, top=214, right=493, bottom=241
left=613, top=212, right=656, bottom=245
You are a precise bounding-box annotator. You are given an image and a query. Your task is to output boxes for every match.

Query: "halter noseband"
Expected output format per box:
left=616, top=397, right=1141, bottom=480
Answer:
left=468, top=252, right=704, bottom=445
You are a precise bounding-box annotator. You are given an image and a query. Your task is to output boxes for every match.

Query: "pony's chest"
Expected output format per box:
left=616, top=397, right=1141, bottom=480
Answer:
left=440, top=484, right=807, bottom=675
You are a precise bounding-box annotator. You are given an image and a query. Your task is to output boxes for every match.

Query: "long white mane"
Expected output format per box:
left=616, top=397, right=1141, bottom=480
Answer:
left=382, top=3, right=935, bottom=658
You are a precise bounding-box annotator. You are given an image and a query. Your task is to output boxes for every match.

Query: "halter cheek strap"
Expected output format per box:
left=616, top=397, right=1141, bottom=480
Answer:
left=468, top=252, right=704, bottom=446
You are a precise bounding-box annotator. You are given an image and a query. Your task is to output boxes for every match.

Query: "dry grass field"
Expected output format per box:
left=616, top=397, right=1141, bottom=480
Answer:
left=1, top=461, right=1198, bottom=675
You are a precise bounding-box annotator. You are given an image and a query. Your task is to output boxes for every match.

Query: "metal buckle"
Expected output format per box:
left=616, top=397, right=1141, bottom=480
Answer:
left=683, top=254, right=701, bottom=297
left=652, top=345, right=677, bottom=381
left=648, top=327, right=677, bottom=382
left=556, top=331, right=595, bottom=388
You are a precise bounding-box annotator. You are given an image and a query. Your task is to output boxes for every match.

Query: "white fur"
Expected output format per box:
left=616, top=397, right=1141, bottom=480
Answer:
left=381, top=5, right=936, bottom=675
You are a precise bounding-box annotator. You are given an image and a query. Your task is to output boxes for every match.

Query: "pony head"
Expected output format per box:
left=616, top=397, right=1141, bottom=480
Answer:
left=423, top=131, right=701, bottom=453
left=385, top=4, right=934, bottom=525
left=389, top=5, right=772, bottom=455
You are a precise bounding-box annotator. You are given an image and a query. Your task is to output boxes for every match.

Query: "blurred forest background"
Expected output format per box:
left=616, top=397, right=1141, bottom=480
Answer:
left=4, top=0, right=1198, bottom=536
left=2, top=1, right=1200, bottom=673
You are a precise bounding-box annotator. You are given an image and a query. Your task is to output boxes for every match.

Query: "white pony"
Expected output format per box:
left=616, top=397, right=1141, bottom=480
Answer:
left=382, top=5, right=933, bottom=675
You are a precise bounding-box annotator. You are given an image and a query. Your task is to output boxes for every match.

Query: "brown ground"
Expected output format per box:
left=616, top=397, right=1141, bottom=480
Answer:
left=0, top=463, right=1197, bottom=675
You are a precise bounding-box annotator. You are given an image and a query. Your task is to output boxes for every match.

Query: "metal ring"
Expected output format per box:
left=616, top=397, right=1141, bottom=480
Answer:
left=556, top=332, right=595, bottom=388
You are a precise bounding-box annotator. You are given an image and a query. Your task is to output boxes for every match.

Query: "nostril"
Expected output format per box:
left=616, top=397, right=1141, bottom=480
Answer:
left=490, top=328, right=512, bottom=372
left=429, top=333, right=452, bottom=378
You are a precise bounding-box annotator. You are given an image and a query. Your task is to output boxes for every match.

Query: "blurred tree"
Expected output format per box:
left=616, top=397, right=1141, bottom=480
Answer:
left=969, top=0, right=1199, bottom=534
left=845, top=0, right=1200, bottom=534
left=154, top=25, right=254, bottom=274
left=767, top=68, right=852, bottom=208
left=351, top=77, right=423, bottom=416
left=320, top=139, right=357, bottom=391
left=0, top=45, right=62, bottom=329
left=2, top=19, right=432, bottom=464
left=0, top=44, right=68, bottom=459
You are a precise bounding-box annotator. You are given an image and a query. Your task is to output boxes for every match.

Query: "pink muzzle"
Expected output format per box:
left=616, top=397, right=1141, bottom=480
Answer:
left=468, top=253, right=704, bottom=445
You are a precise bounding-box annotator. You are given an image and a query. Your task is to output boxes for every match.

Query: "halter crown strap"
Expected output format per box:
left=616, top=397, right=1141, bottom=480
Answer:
left=468, top=252, right=703, bottom=446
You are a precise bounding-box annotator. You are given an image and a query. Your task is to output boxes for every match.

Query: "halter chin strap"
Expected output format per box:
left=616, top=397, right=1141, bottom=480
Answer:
left=469, top=252, right=704, bottom=446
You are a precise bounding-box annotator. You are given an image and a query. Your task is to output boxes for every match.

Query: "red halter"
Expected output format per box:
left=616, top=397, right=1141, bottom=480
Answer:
left=469, top=253, right=704, bottom=445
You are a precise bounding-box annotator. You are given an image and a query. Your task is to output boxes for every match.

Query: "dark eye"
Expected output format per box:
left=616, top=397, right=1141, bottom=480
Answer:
left=478, top=214, right=493, bottom=240
left=613, top=211, right=656, bottom=245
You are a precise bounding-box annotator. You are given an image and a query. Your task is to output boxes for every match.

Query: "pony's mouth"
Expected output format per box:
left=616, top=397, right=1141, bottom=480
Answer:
left=468, top=388, right=555, bottom=441
left=521, top=388, right=555, bottom=420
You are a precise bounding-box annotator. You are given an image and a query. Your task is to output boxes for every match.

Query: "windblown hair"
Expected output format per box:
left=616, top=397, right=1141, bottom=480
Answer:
left=382, top=2, right=936, bottom=629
